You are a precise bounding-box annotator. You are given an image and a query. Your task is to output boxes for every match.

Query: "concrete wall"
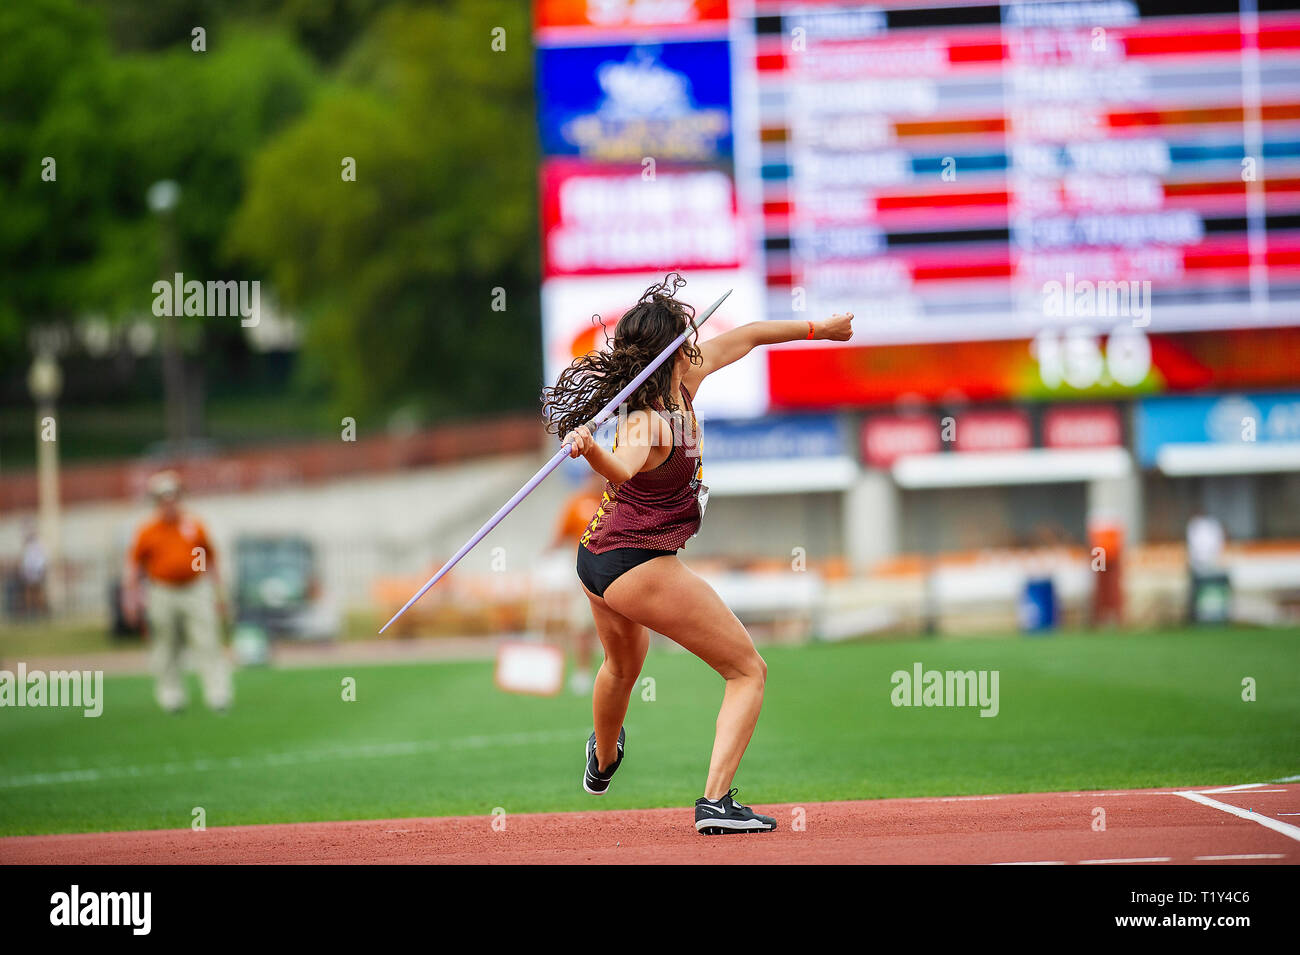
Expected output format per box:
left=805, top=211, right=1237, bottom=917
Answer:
left=0, top=450, right=571, bottom=619
left=690, top=491, right=844, bottom=565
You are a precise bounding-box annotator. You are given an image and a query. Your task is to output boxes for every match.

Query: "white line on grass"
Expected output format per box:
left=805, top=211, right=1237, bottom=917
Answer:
left=0, top=728, right=586, bottom=789
left=1175, top=790, right=1300, bottom=843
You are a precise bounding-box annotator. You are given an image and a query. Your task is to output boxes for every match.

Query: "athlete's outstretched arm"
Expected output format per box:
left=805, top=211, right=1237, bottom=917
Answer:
left=683, top=312, right=854, bottom=395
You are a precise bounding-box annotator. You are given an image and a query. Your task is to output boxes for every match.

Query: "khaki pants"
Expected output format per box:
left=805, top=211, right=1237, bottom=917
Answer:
left=146, top=576, right=231, bottom=711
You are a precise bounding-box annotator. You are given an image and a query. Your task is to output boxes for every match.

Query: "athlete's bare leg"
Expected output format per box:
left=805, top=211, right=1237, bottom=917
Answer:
left=582, top=583, right=649, bottom=772
left=603, top=556, right=766, bottom=799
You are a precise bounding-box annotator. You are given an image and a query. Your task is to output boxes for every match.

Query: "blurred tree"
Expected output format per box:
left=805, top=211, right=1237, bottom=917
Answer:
left=90, top=0, right=400, bottom=64
left=229, top=0, right=541, bottom=422
left=1, top=2, right=319, bottom=443
left=0, top=0, right=107, bottom=371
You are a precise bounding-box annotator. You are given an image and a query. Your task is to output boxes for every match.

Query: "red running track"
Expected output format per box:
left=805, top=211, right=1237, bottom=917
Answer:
left=2, top=783, right=1296, bottom=865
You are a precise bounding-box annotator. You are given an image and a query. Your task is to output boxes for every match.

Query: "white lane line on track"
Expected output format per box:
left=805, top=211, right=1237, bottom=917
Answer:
left=1061, top=792, right=1176, bottom=797
left=992, top=861, right=1066, bottom=865
left=0, top=728, right=587, bottom=789
left=1175, top=790, right=1300, bottom=843
left=933, top=796, right=1001, bottom=802
left=1080, top=857, right=1171, bottom=864
left=1198, top=783, right=1268, bottom=793
left=1194, top=853, right=1285, bottom=861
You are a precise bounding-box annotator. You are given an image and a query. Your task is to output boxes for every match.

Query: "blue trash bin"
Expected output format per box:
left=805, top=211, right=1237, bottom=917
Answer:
left=1019, top=577, right=1058, bottom=634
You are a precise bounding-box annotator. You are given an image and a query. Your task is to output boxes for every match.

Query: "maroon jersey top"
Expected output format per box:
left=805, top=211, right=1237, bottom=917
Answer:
left=581, top=383, right=708, bottom=553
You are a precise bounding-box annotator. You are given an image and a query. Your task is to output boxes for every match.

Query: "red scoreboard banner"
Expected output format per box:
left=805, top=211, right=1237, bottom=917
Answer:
left=535, top=0, right=731, bottom=31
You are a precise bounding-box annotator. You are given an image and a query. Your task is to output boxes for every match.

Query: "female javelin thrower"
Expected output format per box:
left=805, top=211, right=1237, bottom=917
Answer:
left=542, top=274, right=853, bottom=833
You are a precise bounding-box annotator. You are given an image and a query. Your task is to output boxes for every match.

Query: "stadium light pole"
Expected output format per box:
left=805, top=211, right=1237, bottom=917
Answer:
left=147, top=179, right=188, bottom=450
left=27, top=351, right=64, bottom=614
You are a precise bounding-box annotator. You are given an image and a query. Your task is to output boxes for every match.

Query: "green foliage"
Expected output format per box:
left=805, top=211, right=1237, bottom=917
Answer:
left=3, top=0, right=539, bottom=429
left=230, top=0, right=541, bottom=419
left=90, top=0, right=399, bottom=63
left=55, top=31, right=318, bottom=308
left=0, top=0, right=108, bottom=364
left=1, top=5, right=319, bottom=359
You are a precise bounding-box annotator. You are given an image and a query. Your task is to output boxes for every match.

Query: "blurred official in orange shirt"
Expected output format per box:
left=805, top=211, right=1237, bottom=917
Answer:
left=535, top=474, right=602, bottom=694
left=122, top=470, right=232, bottom=713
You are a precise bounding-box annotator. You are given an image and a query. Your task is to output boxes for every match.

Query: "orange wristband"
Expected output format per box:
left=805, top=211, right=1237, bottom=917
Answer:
left=807, top=321, right=815, bottom=340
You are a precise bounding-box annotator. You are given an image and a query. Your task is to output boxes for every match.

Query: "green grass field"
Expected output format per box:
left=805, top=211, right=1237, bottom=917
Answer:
left=1, top=626, right=1297, bottom=836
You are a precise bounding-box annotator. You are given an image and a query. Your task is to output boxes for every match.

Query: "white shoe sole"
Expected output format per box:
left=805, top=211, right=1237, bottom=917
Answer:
left=582, top=740, right=621, bottom=795
left=695, top=817, right=776, bottom=833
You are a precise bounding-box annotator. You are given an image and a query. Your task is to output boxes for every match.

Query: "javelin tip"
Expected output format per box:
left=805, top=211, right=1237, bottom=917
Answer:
left=690, top=288, right=732, bottom=333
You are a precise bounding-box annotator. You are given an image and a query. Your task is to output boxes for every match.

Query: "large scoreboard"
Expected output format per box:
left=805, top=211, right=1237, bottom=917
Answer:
left=534, top=0, right=1300, bottom=417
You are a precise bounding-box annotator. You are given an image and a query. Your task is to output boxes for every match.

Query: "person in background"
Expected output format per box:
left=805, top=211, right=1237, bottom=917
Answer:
left=1186, top=508, right=1226, bottom=575
left=18, top=521, right=49, bottom=618
left=1186, top=507, right=1228, bottom=624
left=122, top=470, right=232, bottom=713
left=541, top=474, right=603, bottom=694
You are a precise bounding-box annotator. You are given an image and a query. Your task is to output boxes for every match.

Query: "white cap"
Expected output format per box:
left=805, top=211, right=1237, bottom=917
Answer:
left=146, top=469, right=182, bottom=500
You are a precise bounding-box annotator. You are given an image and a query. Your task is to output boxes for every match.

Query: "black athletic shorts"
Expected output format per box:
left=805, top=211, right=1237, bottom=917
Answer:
left=576, top=543, right=675, bottom=598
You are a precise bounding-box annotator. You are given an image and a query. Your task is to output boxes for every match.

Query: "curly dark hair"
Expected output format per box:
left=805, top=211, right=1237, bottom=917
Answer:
left=542, top=273, right=703, bottom=438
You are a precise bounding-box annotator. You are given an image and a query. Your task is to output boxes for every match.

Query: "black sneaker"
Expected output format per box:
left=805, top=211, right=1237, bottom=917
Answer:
left=583, top=726, right=625, bottom=795
left=694, top=788, right=777, bottom=835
